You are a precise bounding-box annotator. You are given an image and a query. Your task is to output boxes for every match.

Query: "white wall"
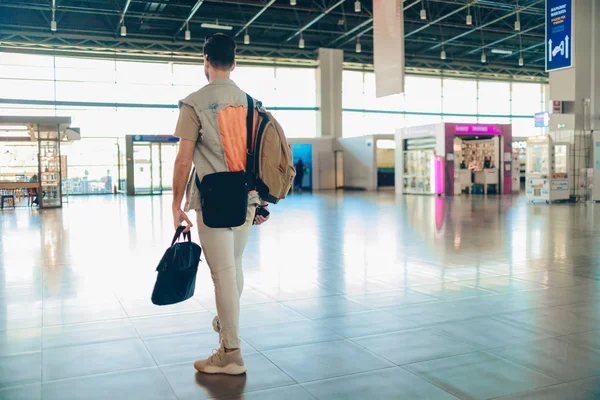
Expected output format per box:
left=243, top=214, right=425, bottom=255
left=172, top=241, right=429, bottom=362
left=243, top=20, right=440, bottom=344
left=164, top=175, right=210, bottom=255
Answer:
left=288, top=137, right=335, bottom=190
left=337, top=135, right=377, bottom=190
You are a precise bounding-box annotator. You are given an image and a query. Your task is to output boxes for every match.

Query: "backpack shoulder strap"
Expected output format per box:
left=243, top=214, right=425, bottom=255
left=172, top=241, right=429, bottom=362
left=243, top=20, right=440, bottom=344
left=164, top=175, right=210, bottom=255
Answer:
left=245, top=93, right=256, bottom=190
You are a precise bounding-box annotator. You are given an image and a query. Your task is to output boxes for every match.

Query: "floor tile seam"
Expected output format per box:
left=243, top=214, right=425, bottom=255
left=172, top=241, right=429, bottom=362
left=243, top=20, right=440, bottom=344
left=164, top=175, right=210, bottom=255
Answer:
left=101, top=293, right=179, bottom=399
left=216, top=383, right=319, bottom=400
left=387, top=306, right=547, bottom=328
left=40, top=319, right=133, bottom=336
left=490, top=316, right=598, bottom=337
left=41, top=335, right=144, bottom=352
left=478, top=349, right=571, bottom=383
left=274, top=299, right=377, bottom=321
left=508, top=275, right=586, bottom=288
left=534, top=333, right=600, bottom=353
left=396, top=364, right=466, bottom=400
left=39, top=315, right=130, bottom=329
left=244, top=337, right=349, bottom=353
left=485, top=381, right=582, bottom=400
left=289, top=365, right=397, bottom=386
left=133, top=326, right=218, bottom=341
left=39, top=365, right=163, bottom=386
left=251, top=348, right=302, bottom=387
left=128, top=309, right=215, bottom=322
left=40, top=257, right=44, bottom=392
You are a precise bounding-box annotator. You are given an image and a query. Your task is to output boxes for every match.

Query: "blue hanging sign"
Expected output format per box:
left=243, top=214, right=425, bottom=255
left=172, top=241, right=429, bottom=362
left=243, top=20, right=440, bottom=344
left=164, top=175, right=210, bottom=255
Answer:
left=132, top=135, right=179, bottom=142
left=546, top=0, right=572, bottom=71
left=534, top=112, right=550, bottom=128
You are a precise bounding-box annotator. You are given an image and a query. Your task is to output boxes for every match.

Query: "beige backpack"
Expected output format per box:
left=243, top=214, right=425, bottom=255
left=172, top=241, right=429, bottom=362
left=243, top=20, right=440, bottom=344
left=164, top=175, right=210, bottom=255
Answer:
left=251, top=106, right=296, bottom=204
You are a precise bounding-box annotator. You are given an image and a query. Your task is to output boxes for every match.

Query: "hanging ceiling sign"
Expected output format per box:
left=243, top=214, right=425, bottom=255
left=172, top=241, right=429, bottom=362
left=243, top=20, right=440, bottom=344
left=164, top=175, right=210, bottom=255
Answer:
left=546, top=0, right=572, bottom=71
left=373, top=0, right=405, bottom=98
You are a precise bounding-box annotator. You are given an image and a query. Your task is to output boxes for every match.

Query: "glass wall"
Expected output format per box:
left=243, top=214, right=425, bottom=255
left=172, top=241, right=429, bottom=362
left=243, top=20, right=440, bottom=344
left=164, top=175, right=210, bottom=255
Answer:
left=0, top=53, right=318, bottom=139
left=1, top=51, right=547, bottom=182
left=341, top=71, right=546, bottom=137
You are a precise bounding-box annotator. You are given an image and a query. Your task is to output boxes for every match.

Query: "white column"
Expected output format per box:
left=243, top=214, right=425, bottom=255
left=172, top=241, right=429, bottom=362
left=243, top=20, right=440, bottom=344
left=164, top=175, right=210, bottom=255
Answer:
left=316, top=48, right=343, bottom=138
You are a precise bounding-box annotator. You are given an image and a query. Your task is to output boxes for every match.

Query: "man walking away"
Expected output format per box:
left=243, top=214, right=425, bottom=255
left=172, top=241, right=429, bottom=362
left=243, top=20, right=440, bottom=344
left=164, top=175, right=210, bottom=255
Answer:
left=171, top=33, right=269, bottom=375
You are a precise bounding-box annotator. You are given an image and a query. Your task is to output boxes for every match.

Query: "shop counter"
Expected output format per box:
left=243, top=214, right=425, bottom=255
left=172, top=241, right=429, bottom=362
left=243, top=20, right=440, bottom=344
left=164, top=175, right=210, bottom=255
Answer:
left=474, top=169, right=498, bottom=194
left=0, top=182, right=40, bottom=209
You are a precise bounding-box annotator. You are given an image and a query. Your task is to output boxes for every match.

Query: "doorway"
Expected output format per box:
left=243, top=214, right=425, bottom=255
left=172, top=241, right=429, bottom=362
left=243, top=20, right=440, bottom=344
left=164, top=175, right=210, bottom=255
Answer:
left=291, top=143, right=313, bottom=191
left=126, top=135, right=179, bottom=195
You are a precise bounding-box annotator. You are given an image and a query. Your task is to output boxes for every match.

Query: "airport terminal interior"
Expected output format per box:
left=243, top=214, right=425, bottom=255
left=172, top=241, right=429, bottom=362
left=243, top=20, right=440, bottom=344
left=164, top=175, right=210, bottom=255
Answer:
left=1, top=0, right=600, bottom=399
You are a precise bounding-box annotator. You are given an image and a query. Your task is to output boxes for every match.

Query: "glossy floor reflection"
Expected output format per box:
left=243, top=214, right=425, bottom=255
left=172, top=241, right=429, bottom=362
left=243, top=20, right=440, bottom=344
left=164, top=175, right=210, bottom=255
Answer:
left=1, top=193, right=600, bottom=400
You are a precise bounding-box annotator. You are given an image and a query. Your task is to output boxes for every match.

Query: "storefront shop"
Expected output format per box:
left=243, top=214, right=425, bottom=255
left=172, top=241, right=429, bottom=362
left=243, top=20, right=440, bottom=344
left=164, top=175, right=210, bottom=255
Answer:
left=0, top=116, right=78, bottom=209
left=396, top=122, right=513, bottom=196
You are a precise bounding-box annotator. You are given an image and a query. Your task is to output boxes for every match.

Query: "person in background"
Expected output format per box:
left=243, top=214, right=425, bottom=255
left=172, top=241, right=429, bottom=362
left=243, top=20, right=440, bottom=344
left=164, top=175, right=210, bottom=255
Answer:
left=29, top=174, right=39, bottom=206
left=460, top=160, right=467, bottom=169
left=104, top=169, right=112, bottom=192
left=294, top=158, right=305, bottom=192
left=483, top=156, right=492, bottom=169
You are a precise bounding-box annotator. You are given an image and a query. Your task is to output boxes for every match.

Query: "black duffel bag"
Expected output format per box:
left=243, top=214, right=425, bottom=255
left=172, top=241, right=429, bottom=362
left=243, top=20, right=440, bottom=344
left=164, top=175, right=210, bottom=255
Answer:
left=151, top=226, right=202, bottom=305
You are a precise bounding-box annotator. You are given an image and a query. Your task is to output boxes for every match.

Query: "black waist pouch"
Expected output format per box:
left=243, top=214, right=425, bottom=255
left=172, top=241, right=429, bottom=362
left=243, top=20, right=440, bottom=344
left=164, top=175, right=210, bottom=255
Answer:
left=196, top=171, right=248, bottom=228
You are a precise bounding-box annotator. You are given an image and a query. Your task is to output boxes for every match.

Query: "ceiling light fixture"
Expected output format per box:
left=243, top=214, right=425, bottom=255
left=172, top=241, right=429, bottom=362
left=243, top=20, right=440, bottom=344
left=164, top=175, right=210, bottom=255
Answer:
left=185, top=23, right=191, bottom=40
left=466, top=5, right=472, bottom=25
left=420, top=0, right=427, bottom=20
left=299, top=34, right=305, bottom=49
left=120, top=25, right=127, bottom=37
left=51, top=0, right=57, bottom=32
left=491, top=48, right=513, bottom=55
left=518, top=29, right=523, bottom=67
left=514, top=0, right=520, bottom=31
left=481, top=52, right=487, bottom=63
left=441, top=49, right=446, bottom=60
left=355, top=38, right=361, bottom=53
left=201, top=21, right=233, bottom=30
left=244, top=31, right=250, bottom=45
left=354, top=1, right=361, bottom=12
left=290, top=0, right=296, bottom=5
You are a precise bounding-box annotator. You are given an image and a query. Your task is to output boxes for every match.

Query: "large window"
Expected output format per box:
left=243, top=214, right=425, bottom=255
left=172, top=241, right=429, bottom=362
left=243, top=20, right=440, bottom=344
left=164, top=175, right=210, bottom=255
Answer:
left=341, top=72, right=543, bottom=137
left=405, top=76, right=441, bottom=114
left=478, top=81, right=511, bottom=116
left=512, top=82, right=543, bottom=116
left=0, top=53, right=318, bottom=138
left=442, top=79, right=477, bottom=115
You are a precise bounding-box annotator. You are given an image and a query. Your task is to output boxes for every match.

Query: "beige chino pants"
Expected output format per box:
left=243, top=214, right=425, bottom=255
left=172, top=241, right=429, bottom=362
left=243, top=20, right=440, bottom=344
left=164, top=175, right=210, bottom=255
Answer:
left=196, top=210, right=253, bottom=349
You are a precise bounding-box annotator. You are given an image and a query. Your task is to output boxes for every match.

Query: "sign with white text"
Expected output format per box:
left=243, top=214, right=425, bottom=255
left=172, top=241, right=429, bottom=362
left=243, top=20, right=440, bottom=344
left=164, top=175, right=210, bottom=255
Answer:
left=546, top=0, right=572, bottom=71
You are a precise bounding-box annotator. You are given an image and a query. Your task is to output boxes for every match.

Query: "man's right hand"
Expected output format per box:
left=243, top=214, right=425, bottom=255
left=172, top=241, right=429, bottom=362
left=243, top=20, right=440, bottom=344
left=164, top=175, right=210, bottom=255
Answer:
left=173, top=207, right=193, bottom=232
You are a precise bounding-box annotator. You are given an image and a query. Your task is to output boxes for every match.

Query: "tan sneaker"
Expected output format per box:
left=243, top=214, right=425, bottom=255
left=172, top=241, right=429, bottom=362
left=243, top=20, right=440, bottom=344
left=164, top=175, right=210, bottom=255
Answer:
left=194, top=346, right=247, bottom=375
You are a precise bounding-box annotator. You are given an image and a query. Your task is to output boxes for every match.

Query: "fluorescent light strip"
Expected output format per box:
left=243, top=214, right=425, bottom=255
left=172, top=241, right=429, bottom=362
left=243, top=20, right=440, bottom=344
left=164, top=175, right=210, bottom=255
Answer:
left=201, top=23, right=233, bottom=31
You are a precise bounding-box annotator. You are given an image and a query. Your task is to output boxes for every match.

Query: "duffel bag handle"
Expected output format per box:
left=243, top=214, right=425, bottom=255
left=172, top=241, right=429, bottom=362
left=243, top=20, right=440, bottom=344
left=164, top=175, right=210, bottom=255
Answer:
left=171, top=225, right=192, bottom=246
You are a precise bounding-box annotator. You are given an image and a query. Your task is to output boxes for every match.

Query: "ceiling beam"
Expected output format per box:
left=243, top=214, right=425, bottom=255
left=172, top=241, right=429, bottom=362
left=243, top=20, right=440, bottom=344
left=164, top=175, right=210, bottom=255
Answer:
left=176, top=0, right=205, bottom=35
left=117, top=0, right=132, bottom=31
left=428, top=0, right=544, bottom=51
left=405, top=1, right=477, bottom=38
left=466, top=23, right=544, bottom=54
left=285, top=0, right=346, bottom=43
left=235, top=0, right=276, bottom=37
left=327, top=17, right=372, bottom=46
left=339, top=0, right=421, bottom=47
left=502, top=41, right=545, bottom=58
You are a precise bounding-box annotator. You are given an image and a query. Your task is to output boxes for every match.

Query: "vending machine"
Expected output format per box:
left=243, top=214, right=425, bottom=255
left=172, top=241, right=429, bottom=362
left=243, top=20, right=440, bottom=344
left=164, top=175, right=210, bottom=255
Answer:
left=525, top=135, right=570, bottom=203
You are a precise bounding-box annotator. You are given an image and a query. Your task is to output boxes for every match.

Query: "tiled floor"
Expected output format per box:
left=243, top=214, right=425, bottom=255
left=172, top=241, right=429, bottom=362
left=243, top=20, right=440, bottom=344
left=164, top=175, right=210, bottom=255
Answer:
left=1, top=192, right=600, bottom=400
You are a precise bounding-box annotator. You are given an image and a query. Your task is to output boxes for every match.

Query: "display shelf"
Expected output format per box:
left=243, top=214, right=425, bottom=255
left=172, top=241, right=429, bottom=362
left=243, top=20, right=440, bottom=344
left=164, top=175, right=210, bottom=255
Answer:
left=37, top=128, right=63, bottom=208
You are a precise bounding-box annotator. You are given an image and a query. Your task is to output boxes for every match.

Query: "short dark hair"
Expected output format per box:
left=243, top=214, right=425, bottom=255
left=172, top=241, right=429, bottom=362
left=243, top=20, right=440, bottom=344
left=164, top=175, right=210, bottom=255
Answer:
left=203, top=33, right=236, bottom=70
